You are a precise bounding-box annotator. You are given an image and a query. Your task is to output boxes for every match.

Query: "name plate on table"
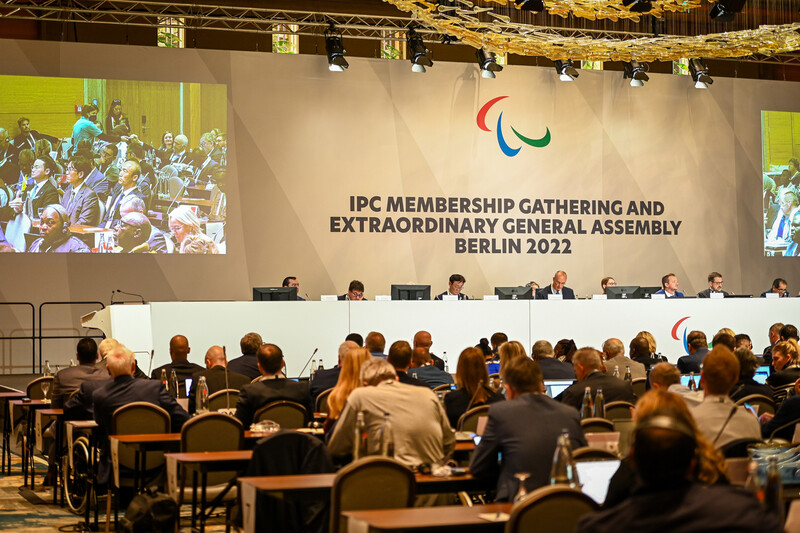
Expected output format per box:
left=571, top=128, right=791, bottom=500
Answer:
left=442, top=295, right=458, bottom=301
left=374, top=295, right=391, bottom=301
left=651, top=294, right=666, bottom=300
left=765, top=293, right=779, bottom=299
left=710, top=292, right=724, bottom=299
left=483, top=295, right=499, bottom=301
left=547, top=294, right=563, bottom=300
left=320, top=295, right=338, bottom=302
left=592, top=294, right=607, bottom=300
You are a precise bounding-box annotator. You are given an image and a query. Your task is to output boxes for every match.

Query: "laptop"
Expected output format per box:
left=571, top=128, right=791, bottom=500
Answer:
left=754, top=366, right=770, bottom=385
left=544, top=379, right=574, bottom=398
left=575, top=459, right=621, bottom=505
left=680, top=375, right=700, bottom=388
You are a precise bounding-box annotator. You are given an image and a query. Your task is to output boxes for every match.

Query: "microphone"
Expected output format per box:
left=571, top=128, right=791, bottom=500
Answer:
left=465, top=379, right=484, bottom=413
left=147, top=349, right=154, bottom=376
left=115, top=289, right=145, bottom=304
left=305, top=293, right=311, bottom=301
left=298, top=348, right=319, bottom=379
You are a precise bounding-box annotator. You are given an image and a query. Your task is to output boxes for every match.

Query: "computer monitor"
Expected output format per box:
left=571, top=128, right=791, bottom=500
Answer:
left=252, top=287, right=298, bottom=301
left=575, top=459, right=621, bottom=505
left=544, top=379, right=574, bottom=398
left=604, top=286, right=640, bottom=300
left=494, top=286, right=533, bottom=300
left=391, top=284, right=431, bottom=301
left=635, top=286, right=662, bottom=299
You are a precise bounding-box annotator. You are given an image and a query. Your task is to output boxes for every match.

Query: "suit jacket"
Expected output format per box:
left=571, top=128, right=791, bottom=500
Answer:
left=61, top=183, right=101, bottom=226
left=677, top=348, right=709, bottom=374
left=430, top=352, right=445, bottom=371
left=697, top=288, right=729, bottom=298
left=147, top=227, right=169, bottom=253
left=84, top=167, right=109, bottom=201
left=470, top=393, right=586, bottom=501
left=0, top=179, right=59, bottom=221
left=51, top=363, right=108, bottom=408
left=234, top=378, right=312, bottom=428
left=150, top=359, right=205, bottom=397
left=102, top=184, right=144, bottom=227
left=434, top=291, right=468, bottom=300
left=64, top=378, right=113, bottom=421
left=560, top=371, right=636, bottom=411
left=92, top=375, right=189, bottom=485
left=410, top=365, right=455, bottom=389
left=227, top=353, right=261, bottom=380
left=396, top=370, right=430, bottom=388
left=654, top=289, right=685, bottom=298
left=761, top=289, right=790, bottom=298
left=187, top=365, right=250, bottom=414
left=730, top=378, right=774, bottom=402
left=536, top=357, right=576, bottom=380
left=536, top=285, right=576, bottom=300
left=309, top=366, right=340, bottom=405
left=194, top=157, right=219, bottom=183
left=604, top=356, right=647, bottom=380
left=13, top=130, right=58, bottom=151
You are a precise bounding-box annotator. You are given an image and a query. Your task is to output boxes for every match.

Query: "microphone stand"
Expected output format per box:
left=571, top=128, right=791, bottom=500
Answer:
left=297, top=348, right=319, bottom=379
left=114, top=289, right=146, bottom=304
left=223, top=345, right=231, bottom=410
left=465, top=379, right=484, bottom=413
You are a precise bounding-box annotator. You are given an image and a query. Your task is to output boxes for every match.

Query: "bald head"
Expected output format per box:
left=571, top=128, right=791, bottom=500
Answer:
left=602, top=338, right=624, bottom=359
left=169, top=335, right=190, bottom=361
left=413, top=331, right=432, bottom=350
left=205, top=345, right=226, bottom=368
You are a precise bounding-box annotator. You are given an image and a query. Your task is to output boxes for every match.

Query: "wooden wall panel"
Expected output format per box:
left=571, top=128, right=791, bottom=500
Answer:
left=0, top=75, right=84, bottom=140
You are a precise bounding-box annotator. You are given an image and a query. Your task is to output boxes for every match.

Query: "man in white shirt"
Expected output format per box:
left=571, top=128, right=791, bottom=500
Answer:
left=766, top=189, right=798, bottom=242
left=103, top=161, right=144, bottom=228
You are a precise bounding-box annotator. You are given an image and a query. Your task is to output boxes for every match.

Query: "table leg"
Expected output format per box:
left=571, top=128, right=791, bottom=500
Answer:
left=133, top=450, right=140, bottom=495
left=140, top=451, right=147, bottom=493
left=53, top=417, right=62, bottom=505
left=191, top=470, right=198, bottom=531
left=200, top=470, right=208, bottom=533
left=27, top=408, right=36, bottom=489
left=2, top=400, right=8, bottom=475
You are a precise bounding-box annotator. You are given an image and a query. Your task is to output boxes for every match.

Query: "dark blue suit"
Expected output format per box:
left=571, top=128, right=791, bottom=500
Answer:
left=677, top=348, right=709, bottom=374
left=537, top=358, right=576, bottom=379
left=536, top=285, right=576, bottom=300
left=309, top=366, right=340, bottom=406
left=234, top=378, right=312, bottom=428
left=227, top=353, right=260, bottom=381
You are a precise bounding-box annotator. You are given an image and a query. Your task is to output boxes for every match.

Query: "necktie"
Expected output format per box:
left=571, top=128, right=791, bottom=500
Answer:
left=778, top=215, right=787, bottom=239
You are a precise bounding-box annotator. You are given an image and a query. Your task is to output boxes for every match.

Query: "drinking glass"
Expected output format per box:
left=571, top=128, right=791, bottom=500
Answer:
left=513, top=472, right=531, bottom=503
left=41, top=380, right=50, bottom=403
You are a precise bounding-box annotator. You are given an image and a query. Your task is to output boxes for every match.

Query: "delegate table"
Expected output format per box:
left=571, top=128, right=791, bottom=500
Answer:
left=343, top=503, right=512, bottom=532
left=83, top=299, right=799, bottom=375
left=0, top=391, right=26, bottom=475
left=9, top=399, right=49, bottom=487
left=36, top=408, right=63, bottom=504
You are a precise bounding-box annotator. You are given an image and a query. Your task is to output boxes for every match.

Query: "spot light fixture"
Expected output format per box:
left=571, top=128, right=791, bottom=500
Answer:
left=407, top=28, right=433, bottom=73
left=623, top=60, right=649, bottom=87
left=476, top=49, right=503, bottom=79
left=688, top=58, right=713, bottom=89
left=709, top=0, right=746, bottom=22
left=553, top=59, right=579, bottom=82
left=515, top=0, right=545, bottom=12
left=324, top=25, right=348, bottom=72
left=621, top=0, right=653, bottom=13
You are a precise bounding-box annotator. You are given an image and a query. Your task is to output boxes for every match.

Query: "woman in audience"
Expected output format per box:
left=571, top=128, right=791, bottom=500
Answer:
left=600, top=276, right=616, bottom=294
left=604, top=389, right=727, bottom=508
left=105, top=99, right=130, bottom=135
left=731, top=347, right=773, bottom=401
left=766, top=338, right=800, bottom=389
left=168, top=205, right=202, bottom=246
left=157, top=131, right=174, bottom=166
left=553, top=338, right=577, bottom=363
left=498, top=340, right=527, bottom=371
left=444, top=347, right=504, bottom=428
left=325, top=347, right=372, bottom=434
left=476, top=338, right=492, bottom=358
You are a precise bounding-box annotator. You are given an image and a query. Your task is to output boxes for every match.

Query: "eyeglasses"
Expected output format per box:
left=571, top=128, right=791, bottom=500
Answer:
left=66, top=164, right=76, bottom=171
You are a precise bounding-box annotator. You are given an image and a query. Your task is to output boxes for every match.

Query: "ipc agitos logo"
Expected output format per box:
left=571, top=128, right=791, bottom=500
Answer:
left=671, top=316, right=691, bottom=353
left=477, top=96, right=551, bottom=157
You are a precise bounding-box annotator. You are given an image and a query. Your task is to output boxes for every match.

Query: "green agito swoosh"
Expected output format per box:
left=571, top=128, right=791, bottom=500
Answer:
left=510, top=125, right=551, bottom=147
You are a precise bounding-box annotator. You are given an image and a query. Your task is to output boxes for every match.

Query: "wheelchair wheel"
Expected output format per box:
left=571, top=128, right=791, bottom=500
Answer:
left=63, top=435, right=90, bottom=514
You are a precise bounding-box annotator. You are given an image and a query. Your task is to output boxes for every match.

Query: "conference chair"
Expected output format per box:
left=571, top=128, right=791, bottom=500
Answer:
left=631, top=378, right=647, bottom=398
left=719, top=438, right=763, bottom=458
left=330, top=457, right=416, bottom=533
left=771, top=384, right=794, bottom=405
left=16, top=376, right=56, bottom=485
left=504, top=484, right=599, bottom=533
left=315, top=388, right=333, bottom=414
left=580, top=418, right=614, bottom=433
left=26, top=376, right=54, bottom=400
left=432, top=384, right=453, bottom=392
left=108, top=402, right=171, bottom=530
left=571, top=446, right=619, bottom=462
left=254, top=401, right=309, bottom=429
left=734, top=394, right=775, bottom=416
left=603, top=401, right=635, bottom=422
left=457, top=405, right=490, bottom=433
left=167, top=413, right=243, bottom=532
left=207, top=389, right=240, bottom=412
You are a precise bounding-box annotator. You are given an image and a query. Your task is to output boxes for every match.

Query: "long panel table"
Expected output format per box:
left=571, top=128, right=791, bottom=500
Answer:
left=83, top=299, right=798, bottom=375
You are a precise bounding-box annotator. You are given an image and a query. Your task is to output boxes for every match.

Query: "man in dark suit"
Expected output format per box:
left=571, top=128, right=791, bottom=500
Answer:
left=92, top=344, right=189, bottom=486
left=760, top=278, right=790, bottom=298
left=235, top=343, right=312, bottom=428
left=193, top=133, right=220, bottom=184
left=470, top=357, right=585, bottom=501
left=338, top=279, right=366, bottom=300
left=388, top=341, right=432, bottom=388
left=227, top=332, right=263, bottom=380
left=150, top=334, right=204, bottom=397
left=0, top=127, right=19, bottom=184
left=61, top=154, right=101, bottom=226
left=697, top=271, right=729, bottom=298
left=75, top=149, right=109, bottom=202
left=188, top=345, right=250, bottom=414
left=102, top=160, right=145, bottom=228
left=119, top=196, right=169, bottom=253
left=0, top=156, right=59, bottom=222
left=630, top=335, right=666, bottom=372
left=654, top=272, right=685, bottom=298
left=51, top=337, right=107, bottom=408
left=434, top=273, right=469, bottom=300
left=531, top=340, right=576, bottom=379
left=410, top=348, right=455, bottom=389
left=676, top=331, right=709, bottom=374
left=560, top=348, right=636, bottom=410
left=310, top=341, right=354, bottom=405
left=535, top=270, right=576, bottom=300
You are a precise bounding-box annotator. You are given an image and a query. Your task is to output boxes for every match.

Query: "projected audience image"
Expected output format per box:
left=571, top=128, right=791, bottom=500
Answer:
left=0, top=74, right=227, bottom=254
left=762, top=110, right=800, bottom=257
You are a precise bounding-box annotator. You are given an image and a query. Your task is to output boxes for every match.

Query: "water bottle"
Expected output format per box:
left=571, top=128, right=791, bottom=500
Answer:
left=688, top=371, right=697, bottom=391
left=353, top=411, right=368, bottom=460
left=380, top=412, right=394, bottom=457
left=581, top=386, right=593, bottom=419
left=744, top=460, right=764, bottom=502
left=197, top=375, right=209, bottom=414
left=160, top=368, right=168, bottom=389
left=310, top=359, right=317, bottom=381
left=612, top=365, right=620, bottom=379
left=549, top=429, right=580, bottom=488
left=98, top=234, right=106, bottom=253
left=594, top=388, right=605, bottom=418
left=69, top=359, right=76, bottom=367
left=318, top=360, right=324, bottom=372
left=764, top=456, right=784, bottom=521
left=44, top=360, right=52, bottom=376
left=443, top=351, right=448, bottom=373
left=170, top=369, right=180, bottom=399
left=624, top=365, right=632, bottom=382
left=106, top=233, right=115, bottom=252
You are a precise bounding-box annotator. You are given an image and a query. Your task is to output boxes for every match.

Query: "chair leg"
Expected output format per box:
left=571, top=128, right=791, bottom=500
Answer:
left=105, top=490, right=112, bottom=533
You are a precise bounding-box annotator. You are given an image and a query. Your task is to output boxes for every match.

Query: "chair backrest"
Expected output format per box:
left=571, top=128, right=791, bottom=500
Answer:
left=504, top=484, right=599, bottom=533
left=580, top=417, right=614, bottom=433
left=27, top=376, right=54, bottom=400
left=457, top=405, right=490, bottom=432
left=772, top=384, right=794, bottom=405
left=315, top=388, right=333, bottom=414
left=330, top=457, right=416, bottom=533
left=110, top=402, right=171, bottom=489
left=631, top=378, right=647, bottom=398
left=603, top=401, right=635, bottom=422
left=571, top=446, right=619, bottom=462
left=719, top=438, right=763, bottom=458
left=254, top=400, right=309, bottom=429
left=207, top=389, right=240, bottom=412
left=735, top=394, right=775, bottom=415
left=432, top=384, right=453, bottom=392
left=181, top=412, right=244, bottom=453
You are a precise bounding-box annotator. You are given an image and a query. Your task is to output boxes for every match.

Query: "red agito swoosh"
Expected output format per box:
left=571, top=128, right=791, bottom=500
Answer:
left=671, top=316, right=691, bottom=340
left=476, top=96, right=508, bottom=132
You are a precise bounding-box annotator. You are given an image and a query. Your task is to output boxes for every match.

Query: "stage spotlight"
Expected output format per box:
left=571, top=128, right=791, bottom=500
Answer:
left=515, top=0, right=545, bottom=11
left=476, top=49, right=503, bottom=79
left=623, top=60, right=649, bottom=87
left=553, top=59, right=579, bottom=82
left=621, top=0, right=653, bottom=13
left=324, top=25, right=348, bottom=72
left=407, top=28, right=433, bottom=73
left=709, top=0, right=746, bottom=22
left=688, top=58, right=713, bottom=89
